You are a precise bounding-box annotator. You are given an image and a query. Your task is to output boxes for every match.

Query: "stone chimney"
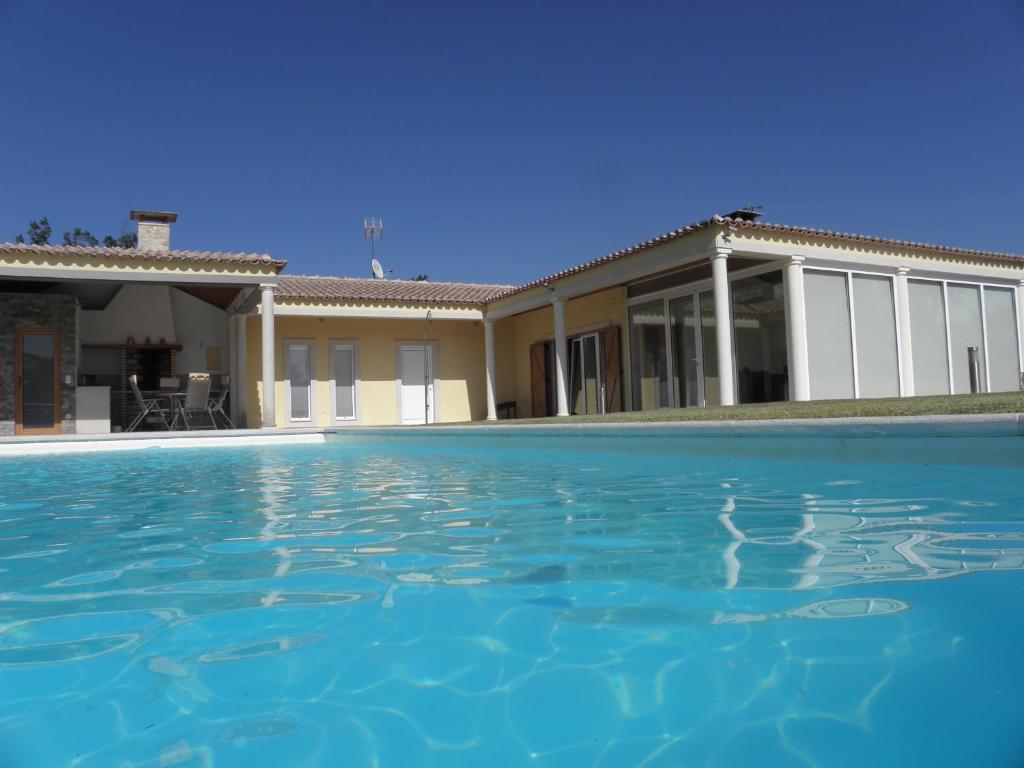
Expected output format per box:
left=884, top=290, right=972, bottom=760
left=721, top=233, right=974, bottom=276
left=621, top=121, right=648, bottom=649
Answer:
left=129, top=210, right=178, bottom=252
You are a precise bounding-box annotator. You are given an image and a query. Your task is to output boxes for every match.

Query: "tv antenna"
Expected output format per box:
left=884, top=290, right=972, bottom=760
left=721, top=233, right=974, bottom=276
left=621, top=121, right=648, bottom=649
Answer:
left=364, top=217, right=386, bottom=278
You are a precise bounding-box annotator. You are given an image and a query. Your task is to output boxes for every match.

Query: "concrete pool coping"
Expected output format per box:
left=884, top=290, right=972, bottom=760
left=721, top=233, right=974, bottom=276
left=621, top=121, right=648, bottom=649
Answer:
left=0, top=413, right=1020, bottom=456
left=359, top=412, right=1024, bottom=438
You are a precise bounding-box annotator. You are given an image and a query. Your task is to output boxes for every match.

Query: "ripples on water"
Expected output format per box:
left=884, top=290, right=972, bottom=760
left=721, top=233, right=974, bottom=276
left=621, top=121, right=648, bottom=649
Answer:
left=1, top=432, right=1023, bottom=766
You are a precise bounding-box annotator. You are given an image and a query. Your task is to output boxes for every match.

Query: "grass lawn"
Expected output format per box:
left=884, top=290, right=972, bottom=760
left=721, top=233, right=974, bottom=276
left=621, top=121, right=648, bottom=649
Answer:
left=493, top=392, right=1024, bottom=424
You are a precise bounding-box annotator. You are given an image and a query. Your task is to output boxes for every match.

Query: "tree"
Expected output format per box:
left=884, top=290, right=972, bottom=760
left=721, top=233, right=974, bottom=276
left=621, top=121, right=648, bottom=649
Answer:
left=13, top=217, right=137, bottom=248
left=14, top=217, right=52, bottom=245
left=410, top=273, right=429, bottom=281
left=63, top=228, right=99, bottom=247
left=103, top=233, right=137, bottom=248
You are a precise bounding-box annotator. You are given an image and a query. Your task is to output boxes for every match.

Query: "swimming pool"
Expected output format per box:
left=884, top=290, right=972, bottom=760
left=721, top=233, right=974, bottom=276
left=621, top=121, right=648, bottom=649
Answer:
left=1, top=427, right=1022, bottom=766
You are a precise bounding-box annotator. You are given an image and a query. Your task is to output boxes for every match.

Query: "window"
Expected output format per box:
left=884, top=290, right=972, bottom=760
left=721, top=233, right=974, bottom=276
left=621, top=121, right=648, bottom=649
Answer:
left=805, top=270, right=855, bottom=399
left=984, top=287, right=1021, bottom=392
left=852, top=274, right=900, bottom=398
left=628, top=299, right=669, bottom=410
left=331, top=343, right=358, bottom=421
left=732, top=272, right=788, bottom=404
left=285, top=342, right=313, bottom=421
left=908, top=280, right=950, bottom=395
left=947, top=284, right=986, bottom=394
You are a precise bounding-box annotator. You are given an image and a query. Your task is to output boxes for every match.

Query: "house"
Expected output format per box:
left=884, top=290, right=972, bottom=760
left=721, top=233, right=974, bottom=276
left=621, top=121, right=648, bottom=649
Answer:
left=1, top=208, right=1021, bottom=435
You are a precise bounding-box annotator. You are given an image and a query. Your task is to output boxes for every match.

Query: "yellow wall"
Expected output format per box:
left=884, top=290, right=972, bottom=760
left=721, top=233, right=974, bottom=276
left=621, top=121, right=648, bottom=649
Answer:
left=245, top=314, right=487, bottom=427
left=503, top=286, right=629, bottom=416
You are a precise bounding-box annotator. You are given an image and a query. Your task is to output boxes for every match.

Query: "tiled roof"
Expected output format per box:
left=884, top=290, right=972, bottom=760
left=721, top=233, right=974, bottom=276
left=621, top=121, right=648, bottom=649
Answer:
left=727, top=217, right=1024, bottom=265
left=489, top=218, right=720, bottom=300
left=0, top=242, right=287, bottom=270
left=276, top=275, right=512, bottom=306
left=488, top=215, right=1024, bottom=301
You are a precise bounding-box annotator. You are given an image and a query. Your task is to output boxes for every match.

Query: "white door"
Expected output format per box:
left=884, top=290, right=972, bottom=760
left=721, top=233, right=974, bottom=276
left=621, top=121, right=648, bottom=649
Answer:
left=400, top=345, right=435, bottom=424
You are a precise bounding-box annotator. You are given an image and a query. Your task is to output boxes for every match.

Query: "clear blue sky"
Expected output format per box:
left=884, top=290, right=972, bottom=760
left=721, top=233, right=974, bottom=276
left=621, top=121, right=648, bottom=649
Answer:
left=2, top=0, right=1022, bottom=285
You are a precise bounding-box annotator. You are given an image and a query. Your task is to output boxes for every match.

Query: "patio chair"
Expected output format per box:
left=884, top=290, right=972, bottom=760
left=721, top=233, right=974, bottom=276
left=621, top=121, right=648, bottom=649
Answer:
left=208, top=375, right=235, bottom=429
left=172, top=373, right=214, bottom=430
left=127, top=374, right=172, bottom=432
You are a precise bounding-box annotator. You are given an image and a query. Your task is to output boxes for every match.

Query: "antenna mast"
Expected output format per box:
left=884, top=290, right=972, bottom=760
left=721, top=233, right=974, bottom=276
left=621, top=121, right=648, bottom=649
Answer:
left=364, top=217, right=383, bottom=267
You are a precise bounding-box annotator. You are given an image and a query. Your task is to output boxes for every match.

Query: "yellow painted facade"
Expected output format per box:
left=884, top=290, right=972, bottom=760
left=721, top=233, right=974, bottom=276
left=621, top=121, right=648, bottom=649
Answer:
left=245, top=312, right=489, bottom=427
left=498, top=286, right=629, bottom=416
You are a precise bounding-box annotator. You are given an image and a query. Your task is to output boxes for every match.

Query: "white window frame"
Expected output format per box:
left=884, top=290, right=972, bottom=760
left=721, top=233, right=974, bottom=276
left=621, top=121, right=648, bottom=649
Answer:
left=805, top=267, right=902, bottom=399
left=283, top=339, right=315, bottom=424
left=906, top=276, right=1023, bottom=395
left=626, top=260, right=1022, bottom=405
left=329, top=340, right=361, bottom=424
left=626, top=260, right=782, bottom=408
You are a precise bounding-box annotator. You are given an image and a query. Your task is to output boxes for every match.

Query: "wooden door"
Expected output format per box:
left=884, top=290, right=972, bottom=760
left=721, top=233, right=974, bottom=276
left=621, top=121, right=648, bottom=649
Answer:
left=15, top=328, right=61, bottom=435
left=601, top=325, right=622, bottom=413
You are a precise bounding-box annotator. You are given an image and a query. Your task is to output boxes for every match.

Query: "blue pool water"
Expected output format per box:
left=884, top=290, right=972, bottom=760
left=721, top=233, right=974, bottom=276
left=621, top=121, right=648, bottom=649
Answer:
left=1, top=429, right=1023, bottom=767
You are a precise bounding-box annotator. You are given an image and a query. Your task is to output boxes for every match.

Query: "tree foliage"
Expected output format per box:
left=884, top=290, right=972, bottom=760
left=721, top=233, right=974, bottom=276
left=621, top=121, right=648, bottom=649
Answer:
left=410, top=273, right=429, bottom=281
left=63, top=228, right=99, bottom=247
left=13, top=217, right=137, bottom=249
left=14, top=217, right=52, bottom=245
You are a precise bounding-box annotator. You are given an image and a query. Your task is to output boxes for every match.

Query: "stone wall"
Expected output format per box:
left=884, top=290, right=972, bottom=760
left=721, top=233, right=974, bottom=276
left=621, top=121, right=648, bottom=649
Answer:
left=0, top=293, right=77, bottom=435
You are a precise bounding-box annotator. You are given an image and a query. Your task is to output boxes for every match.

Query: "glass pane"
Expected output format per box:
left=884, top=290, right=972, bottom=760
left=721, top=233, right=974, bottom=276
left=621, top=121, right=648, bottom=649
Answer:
left=947, top=284, right=986, bottom=394
left=628, top=300, right=669, bottom=410
left=852, top=275, right=900, bottom=398
left=698, top=291, right=720, bottom=407
left=984, top=287, right=1021, bottom=392
left=287, top=344, right=311, bottom=420
left=583, top=335, right=600, bottom=415
left=805, top=271, right=854, bottom=399
left=21, top=333, right=56, bottom=428
left=569, top=338, right=584, bottom=415
left=333, top=346, right=355, bottom=419
left=732, top=272, right=788, bottom=404
left=670, top=295, right=699, bottom=407
left=908, top=280, right=950, bottom=395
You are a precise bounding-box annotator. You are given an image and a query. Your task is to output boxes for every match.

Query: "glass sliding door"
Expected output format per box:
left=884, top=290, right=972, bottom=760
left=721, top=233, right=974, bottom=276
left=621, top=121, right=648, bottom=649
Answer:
left=983, top=287, right=1021, bottom=392
left=852, top=274, right=900, bottom=398
left=698, top=290, right=720, bottom=406
left=908, top=280, right=950, bottom=395
left=731, top=272, right=788, bottom=404
left=670, top=295, right=701, bottom=407
left=15, top=329, right=60, bottom=435
left=947, top=284, right=986, bottom=393
left=628, top=300, right=669, bottom=411
left=805, top=271, right=855, bottom=399
left=568, top=333, right=603, bottom=415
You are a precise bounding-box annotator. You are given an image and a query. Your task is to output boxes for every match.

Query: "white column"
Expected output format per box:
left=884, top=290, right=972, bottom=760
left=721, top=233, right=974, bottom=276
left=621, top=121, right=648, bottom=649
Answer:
left=552, top=297, right=569, bottom=416
left=234, top=314, right=248, bottom=426
left=1017, top=280, right=1024, bottom=381
left=785, top=256, right=811, bottom=401
left=484, top=319, right=497, bottom=421
left=895, top=267, right=915, bottom=397
left=260, top=285, right=276, bottom=428
left=711, top=249, right=736, bottom=406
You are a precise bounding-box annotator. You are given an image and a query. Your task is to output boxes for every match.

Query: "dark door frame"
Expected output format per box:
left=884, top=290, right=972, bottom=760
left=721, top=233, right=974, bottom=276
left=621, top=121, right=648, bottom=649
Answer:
left=14, top=327, right=61, bottom=436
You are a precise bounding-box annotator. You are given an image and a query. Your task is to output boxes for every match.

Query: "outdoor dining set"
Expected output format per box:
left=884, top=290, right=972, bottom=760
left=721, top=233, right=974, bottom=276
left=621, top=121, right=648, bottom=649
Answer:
left=127, top=373, right=234, bottom=432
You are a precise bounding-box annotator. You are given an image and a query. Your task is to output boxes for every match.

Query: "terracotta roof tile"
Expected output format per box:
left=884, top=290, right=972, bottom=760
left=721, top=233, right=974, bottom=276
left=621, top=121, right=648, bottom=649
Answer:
left=0, top=242, right=287, bottom=270
left=276, top=275, right=511, bottom=306
left=489, top=216, right=1024, bottom=301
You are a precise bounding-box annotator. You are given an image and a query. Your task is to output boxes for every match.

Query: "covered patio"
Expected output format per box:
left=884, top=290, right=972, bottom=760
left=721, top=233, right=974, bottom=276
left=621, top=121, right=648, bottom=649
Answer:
left=0, top=212, right=285, bottom=436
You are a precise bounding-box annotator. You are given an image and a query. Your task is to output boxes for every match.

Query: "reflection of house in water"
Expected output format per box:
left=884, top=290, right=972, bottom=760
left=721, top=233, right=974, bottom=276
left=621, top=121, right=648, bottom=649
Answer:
left=718, top=499, right=1024, bottom=590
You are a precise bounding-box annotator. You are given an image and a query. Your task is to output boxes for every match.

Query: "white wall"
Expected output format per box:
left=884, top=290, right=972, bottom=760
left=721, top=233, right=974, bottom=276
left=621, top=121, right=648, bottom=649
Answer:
left=170, top=289, right=228, bottom=374
left=79, top=285, right=228, bottom=374
left=80, top=285, right=176, bottom=344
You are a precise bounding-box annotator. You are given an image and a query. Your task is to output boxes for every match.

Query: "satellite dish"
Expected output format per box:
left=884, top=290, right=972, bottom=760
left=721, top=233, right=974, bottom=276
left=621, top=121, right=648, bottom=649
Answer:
left=371, top=258, right=385, bottom=279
